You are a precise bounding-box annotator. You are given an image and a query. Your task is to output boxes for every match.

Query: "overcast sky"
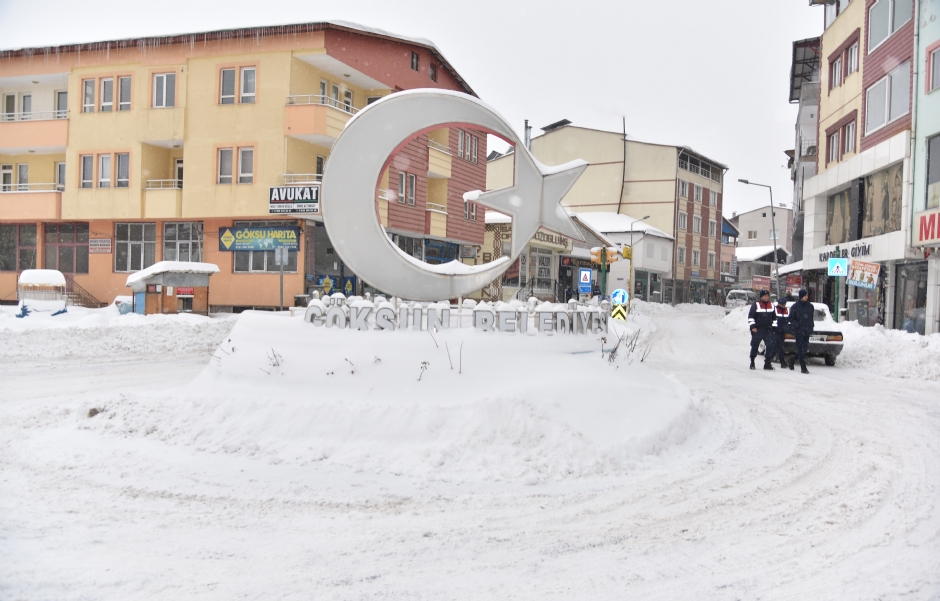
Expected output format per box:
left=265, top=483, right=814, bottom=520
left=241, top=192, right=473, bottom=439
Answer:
left=0, top=0, right=821, bottom=217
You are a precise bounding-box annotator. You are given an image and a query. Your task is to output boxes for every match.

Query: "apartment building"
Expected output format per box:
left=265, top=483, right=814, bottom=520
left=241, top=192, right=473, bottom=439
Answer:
left=486, top=123, right=727, bottom=304
left=0, top=22, right=486, bottom=309
left=730, top=206, right=793, bottom=251
left=787, top=37, right=821, bottom=263
left=799, top=0, right=923, bottom=329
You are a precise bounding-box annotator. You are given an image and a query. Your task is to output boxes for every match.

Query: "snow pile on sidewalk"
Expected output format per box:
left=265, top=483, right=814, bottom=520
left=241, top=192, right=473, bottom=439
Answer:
left=839, top=322, right=940, bottom=381
left=722, top=306, right=751, bottom=334
left=68, top=310, right=704, bottom=484
left=0, top=304, right=236, bottom=361
left=631, top=299, right=725, bottom=317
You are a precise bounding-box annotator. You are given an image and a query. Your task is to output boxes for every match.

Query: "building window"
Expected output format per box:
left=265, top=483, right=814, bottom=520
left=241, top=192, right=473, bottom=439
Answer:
left=677, top=247, right=686, bottom=264
left=44, top=223, right=90, bottom=274
left=343, top=89, right=353, bottom=112
left=407, top=173, right=416, bottom=205
left=825, top=0, right=851, bottom=28
left=847, top=43, right=859, bottom=75
left=98, top=154, right=111, bottom=188
left=0, top=224, right=37, bottom=271
left=831, top=56, right=843, bottom=89
left=100, top=78, right=113, bottom=112
left=844, top=121, right=856, bottom=154
left=398, top=171, right=406, bottom=203
left=679, top=180, right=688, bottom=197
left=721, top=260, right=731, bottom=273
left=240, top=67, right=256, bottom=104
left=55, top=90, right=68, bottom=118
left=116, top=153, right=129, bottom=188
left=464, top=201, right=477, bottom=221
left=80, top=155, right=93, bottom=188
left=865, top=61, right=911, bottom=134
left=56, top=162, right=66, bottom=191
left=692, top=249, right=700, bottom=267
left=220, top=68, right=235, bottom=104
left=367, top=96, right=382, bottom=105
left=114, top=222, right=156, bottom=272
left=233, top=220, right=298, bottom=273
left=661, top=247, right=669, bottom=261
left=331, top=84, right=340, bottom=108
left=694, top=184, right=702, bottom=202
left=869, top=0, right=912, bottom=52
left=411, top=51, right=419, bottom=71
left=769, top=230, right=780, bottom=240
left=709, top=189, right=717, bottom=206
left=828, top=131, right=840, bottom=163
left=118, top=76, right=131, bottom=111
left=457, top=130, right=464, bottom=159
left=238, top=148, right=254, bottom=184
left=153, top=73, right=176, bottom=108
left=472, top=136, right=478, bottom=163
left=218, top=148, right=233, bottom=184
left=930, top=46, right=940, bottom=93
left=320, top=80, right=328, bottom=103
left=707, top=252, right=716, bottom=269
left=429, top=63, right=437, bottom=82
left=678, top=211, right=687, bottom=230
left=692, top=215, right=702, bottom=234
left=316, top=156, right=324, bottom=177
left=163, top=222, right=203, bottom=262
left=748, top=230, right=758, bottom=240
left=926, top=134, right=940, bottom=209
left=708, top=219, right=717, bottom=238
left=16, top=164, right=27, bottom=191
left=82, top=79, right=95, bottom=113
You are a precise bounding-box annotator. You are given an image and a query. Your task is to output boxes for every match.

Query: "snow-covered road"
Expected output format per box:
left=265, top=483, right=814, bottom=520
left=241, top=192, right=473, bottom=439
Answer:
left=1, top=309, right=938, bottom=600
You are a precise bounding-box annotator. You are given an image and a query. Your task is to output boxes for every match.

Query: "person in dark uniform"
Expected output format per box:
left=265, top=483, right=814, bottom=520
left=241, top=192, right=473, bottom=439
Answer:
left=747, top=289, right=776, bottom=370
left=788, top=289, right=814, bottom=374
left=771, top=295, right=791, bottom=368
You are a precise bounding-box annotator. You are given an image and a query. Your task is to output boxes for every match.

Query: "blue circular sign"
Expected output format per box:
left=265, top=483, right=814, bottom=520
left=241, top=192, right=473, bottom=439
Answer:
left=611, top=288, right=629, bottom=305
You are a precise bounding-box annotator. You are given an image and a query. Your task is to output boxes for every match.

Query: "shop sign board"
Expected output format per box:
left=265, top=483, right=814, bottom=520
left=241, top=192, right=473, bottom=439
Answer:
left=176, top=287, right=195, bottom=296
left=268, top=185, right=319, bottom=214
left=719, top=273, right=736, bottom=284
left=914, top=207, right=940, bottom=247
left=786, top=274, right=802, bottom=287
left=218, top=227, right=300, bottom=251
left=343, top=276, right=356, bottom=295
left=847, top=260, right=880, bottom=290
left=578, top=268, right=592, bottom=294
left=89, top=238, right=112, bottom=254
left=827, top=258, right=848, bottom=277
left=751, top=275, right=770, bottom=291
left=318, top=275, right=338, bottom=294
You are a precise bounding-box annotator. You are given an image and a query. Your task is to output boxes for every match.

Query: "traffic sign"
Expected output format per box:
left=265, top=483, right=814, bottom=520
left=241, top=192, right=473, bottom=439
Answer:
left=827, top=258, right=848, bottom=277
left=611, top=304, right=627, bottom=321
left=611, top=288, right=629, bottom=305
left=578, top=268, right=592, bottom=294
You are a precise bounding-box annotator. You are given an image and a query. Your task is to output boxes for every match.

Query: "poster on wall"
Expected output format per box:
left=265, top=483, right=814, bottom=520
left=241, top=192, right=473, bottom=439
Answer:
left=218, top=227, right=300, bottom=251
left=863, top=163, right=902, bottom=237
left=847, top=260, right=880, bottom=290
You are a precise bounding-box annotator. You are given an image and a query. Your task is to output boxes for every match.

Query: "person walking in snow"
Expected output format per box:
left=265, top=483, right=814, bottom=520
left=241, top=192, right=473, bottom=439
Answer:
left=747, top=289, right=776, bottom=370
left=787, top=289, right=814, bottom=374
left=771, top=295, right=791, bottom=369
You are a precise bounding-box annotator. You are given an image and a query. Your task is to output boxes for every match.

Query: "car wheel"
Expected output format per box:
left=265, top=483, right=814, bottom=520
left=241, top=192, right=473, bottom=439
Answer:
left=824, top=354, right=836, bottom=366
left=758, top=341, right=765, bottom=356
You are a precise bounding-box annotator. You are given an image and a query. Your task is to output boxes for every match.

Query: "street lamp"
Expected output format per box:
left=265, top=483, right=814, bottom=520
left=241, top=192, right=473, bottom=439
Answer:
left=737, top=179, right=782, bottom=298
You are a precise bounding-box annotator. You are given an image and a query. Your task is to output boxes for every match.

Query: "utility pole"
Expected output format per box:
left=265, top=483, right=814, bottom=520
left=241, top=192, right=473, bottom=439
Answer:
left=738, top=180, right=782, bottom=298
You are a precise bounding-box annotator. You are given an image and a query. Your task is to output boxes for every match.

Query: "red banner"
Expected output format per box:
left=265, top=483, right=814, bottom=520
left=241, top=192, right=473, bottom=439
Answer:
left=176, top=287, right=195, bottom=296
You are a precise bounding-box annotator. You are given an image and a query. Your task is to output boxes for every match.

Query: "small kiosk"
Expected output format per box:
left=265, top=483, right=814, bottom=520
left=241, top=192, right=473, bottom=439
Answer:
left=125, top=261, right=219, bottom=316
left=17, top=269, right=68, bottom=314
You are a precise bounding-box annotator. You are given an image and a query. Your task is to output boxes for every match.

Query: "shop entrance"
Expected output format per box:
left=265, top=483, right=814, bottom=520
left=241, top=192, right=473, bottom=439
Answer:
left=894, top=261, right=928, bottom=334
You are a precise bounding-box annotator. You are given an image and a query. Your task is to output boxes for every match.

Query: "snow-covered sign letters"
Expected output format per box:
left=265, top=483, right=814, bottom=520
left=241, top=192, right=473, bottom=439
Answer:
left=319, top=90, right=587, bottom=301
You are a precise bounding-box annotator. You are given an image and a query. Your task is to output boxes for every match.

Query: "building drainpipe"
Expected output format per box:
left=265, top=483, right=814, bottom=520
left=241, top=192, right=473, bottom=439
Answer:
left=617, top=117, right=627, bottom=215
left=673, top=149, right=681, bottom=305
left=524, top=120, right=531, bottom=151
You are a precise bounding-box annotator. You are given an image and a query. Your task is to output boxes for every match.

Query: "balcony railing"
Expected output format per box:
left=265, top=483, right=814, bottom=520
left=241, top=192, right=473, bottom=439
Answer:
left=0, top=182, right=60, bottom=193
left=0, top=110, right=68, bottom=121
left=678, top=160, right=722, bottom=184
left=145, top=179, right=182, bottom=190
left=426, top=202, right=448, bottom=213
left=285, top=95, right=359, bottom=115
left=799, top=137, right=817, bottom=157
left=282, top=173, right=322, bottom=185
left=377, top=189, right=392, bottom=201
left=428, top=140, right=452, bottom=155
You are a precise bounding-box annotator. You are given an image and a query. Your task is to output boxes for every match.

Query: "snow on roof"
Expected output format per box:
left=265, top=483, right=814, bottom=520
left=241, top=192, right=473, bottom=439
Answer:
left=485, top=211, right=512, bottom=224
left=574, top=212, right=674, bottom=241
left=18, top=269, right=66, bottom=287
left=776, top=261, right=803, bottom=275
left=125, top=261, right=220, bottom=286
left=735, top=245, right=791, bottom=262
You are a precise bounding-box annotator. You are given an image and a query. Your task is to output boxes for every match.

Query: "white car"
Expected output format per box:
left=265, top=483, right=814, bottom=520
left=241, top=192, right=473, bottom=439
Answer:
left=758, top=302, right=844, bottom=366
left=725, top=289, right=757, bottom=314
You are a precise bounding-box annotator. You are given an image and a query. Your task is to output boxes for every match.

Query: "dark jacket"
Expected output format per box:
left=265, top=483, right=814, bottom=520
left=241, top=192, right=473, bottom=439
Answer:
left=789, top=300, right=815, bottom=334
left=772, top=305, right=790, bottom=333
left=748, top=301, right=775, bottom=331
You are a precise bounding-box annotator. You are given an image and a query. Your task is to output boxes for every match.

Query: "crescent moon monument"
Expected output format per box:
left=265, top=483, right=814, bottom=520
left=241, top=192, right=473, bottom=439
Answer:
left=320, top=90, right=587, bottom=301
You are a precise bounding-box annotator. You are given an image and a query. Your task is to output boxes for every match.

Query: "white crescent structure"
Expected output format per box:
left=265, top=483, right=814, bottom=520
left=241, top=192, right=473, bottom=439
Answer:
left=320, top=90, right=587, bottom=301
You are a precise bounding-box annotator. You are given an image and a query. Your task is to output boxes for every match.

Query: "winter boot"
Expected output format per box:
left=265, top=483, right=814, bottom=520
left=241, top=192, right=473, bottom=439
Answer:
left=763, top=361, right=775, bottom=371
left=788, top=356, right=795, bottom=370
left=800, top=362, right=809, bottom=374
left=780, top=357, right=788, bottom=369
left=749, top=358, right=756, bottom=370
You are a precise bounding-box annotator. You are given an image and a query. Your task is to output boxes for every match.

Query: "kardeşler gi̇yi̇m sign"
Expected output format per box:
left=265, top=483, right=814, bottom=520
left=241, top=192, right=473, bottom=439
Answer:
left=218, top=227, right=300, bottom=251
left=269, top=185, right=319, bottom=214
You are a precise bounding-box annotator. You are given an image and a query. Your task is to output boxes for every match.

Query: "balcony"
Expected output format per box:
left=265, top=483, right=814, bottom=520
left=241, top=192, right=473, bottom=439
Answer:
left=144, top=179, right=182, bottom=218
left=282, top=173, right=322, bottom=185
left=284, top=95, right=356, bottom=147
left=427, top=140, right=452, bottom=179
left=377, top=189, right=391, bottom=227
left=426, top=202, right=447, bottom=238
left=678, top=159, right=722, bottom=184
left=0, top=183, right=61, bottom=219
left=140, top=107, right=184, bottom=146
left=0, top=111, right=68, bottom=152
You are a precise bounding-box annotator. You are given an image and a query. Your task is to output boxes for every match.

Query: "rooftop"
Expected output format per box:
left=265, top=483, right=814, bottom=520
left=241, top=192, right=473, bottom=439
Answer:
left=125, top=261, right=220, bottom=287
left=735, top=245, right=791, bottom=262
left=573, top=212, right=674, bottom=241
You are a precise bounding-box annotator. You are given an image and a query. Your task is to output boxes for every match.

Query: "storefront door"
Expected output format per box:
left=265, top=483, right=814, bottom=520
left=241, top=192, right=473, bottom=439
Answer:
left=894, top=261, right=928, bottom=334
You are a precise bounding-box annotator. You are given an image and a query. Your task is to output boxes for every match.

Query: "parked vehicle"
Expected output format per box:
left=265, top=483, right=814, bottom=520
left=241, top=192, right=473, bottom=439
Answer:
left=725, top=289, right=757, bottom=313
left=757, top=302, right=844, bottom=365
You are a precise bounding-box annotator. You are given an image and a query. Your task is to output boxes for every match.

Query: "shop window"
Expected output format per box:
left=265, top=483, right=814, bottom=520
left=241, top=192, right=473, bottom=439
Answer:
left=114, top=222, right=156, bottom=272
left=862, top=162, right=903, bottom=236
left=232, top=220, right=298, bottom=273
left=927, top=134, right=940, bottom=209
left=0, top=224, right=37, bottom=271
left=895, top=262, right=928, bottom=334
left=531, top=247, right=553, bottom=291
left=826, top=188, right=852, bottom=244
left=44, top=223, right=89, bottom=274
left=163, top=222, right=203, bottom=262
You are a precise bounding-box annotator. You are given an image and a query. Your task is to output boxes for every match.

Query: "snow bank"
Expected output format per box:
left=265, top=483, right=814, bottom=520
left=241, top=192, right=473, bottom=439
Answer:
left=839, top=322, right=940, bottom=381
left=631, top=299, right=725, bottom=317
left=0, top=304, right=236, bottom=361
left=722, top=306, right=751, bottom=334
left=73, top=310, right=704, bottom=484
left=18, top=269, right=66, bottom=287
